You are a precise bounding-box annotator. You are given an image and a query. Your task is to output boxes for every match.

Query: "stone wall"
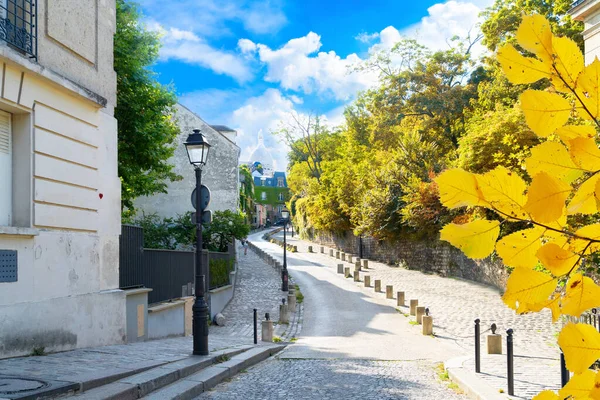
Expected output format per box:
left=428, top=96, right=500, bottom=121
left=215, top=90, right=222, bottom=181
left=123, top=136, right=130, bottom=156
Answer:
left=134, top=104, right=241, bottom=218
left=307, top=231, right=509, bottom=290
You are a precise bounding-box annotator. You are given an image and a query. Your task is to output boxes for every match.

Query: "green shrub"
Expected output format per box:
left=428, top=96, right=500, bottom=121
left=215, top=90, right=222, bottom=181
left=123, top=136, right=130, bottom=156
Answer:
left=210, top=258, right=234, bottom=289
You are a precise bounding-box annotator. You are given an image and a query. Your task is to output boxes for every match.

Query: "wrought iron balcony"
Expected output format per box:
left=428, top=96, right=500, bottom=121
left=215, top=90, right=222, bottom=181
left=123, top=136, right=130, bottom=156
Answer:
left=0, top=0, right=37, bottom=60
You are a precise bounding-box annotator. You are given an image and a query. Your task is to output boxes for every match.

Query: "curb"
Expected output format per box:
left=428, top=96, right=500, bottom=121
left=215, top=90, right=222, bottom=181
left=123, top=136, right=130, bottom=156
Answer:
left=64, top=346, right=253, bottom=399
left=444, top=356, right=508, bottom=400
left=144, top=344, right=286, bottom=400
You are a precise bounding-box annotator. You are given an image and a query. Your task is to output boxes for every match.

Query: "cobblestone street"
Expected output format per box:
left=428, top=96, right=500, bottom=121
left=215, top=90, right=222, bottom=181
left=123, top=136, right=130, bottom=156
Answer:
left=197, top=359, right=464, bottom=400
left=209, top=241, right=285, bottom=339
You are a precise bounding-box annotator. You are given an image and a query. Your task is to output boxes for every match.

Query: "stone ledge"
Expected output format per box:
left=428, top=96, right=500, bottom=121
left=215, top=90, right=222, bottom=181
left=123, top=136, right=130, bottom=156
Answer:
left=148, top=299, right=186, bottom=314
left=123, top=287, right=153, bottom=297
left=209, top=284, right=232, bottom=295
left=0, top=226, right=40, bottom=237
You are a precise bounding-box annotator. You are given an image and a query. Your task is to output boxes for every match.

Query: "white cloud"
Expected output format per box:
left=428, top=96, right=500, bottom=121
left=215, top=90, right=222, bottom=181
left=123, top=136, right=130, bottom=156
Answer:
left=240, top=33, right=379, bottom=101
left=355, top=32, right=380, bottom=44
left=138, top=0, right=287, bottom=37
left=154, top=25, right=252, bottom=82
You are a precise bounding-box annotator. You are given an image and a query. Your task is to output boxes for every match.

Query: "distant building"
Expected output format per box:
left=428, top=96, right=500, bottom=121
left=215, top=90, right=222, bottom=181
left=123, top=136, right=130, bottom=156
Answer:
left=571, top=0, right=600, bottom=63
left=242, top=132, right=289, bottom=223
left=134, top=104, right=240, bottom=219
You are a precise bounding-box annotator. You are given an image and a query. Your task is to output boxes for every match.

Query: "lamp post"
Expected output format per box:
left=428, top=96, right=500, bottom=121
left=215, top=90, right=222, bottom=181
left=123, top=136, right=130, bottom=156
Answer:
left=185, top=129, right=211, bottom=356
left=281, top=207, right=290, bottom=292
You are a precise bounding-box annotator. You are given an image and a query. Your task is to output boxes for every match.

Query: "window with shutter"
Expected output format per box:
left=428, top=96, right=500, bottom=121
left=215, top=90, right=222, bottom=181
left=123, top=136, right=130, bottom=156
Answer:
left=0, top=110, right=12, bottom=226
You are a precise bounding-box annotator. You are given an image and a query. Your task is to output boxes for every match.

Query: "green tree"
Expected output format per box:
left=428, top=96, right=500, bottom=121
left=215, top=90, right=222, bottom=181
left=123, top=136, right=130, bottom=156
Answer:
left=115, top=0, right=181, bottom=215
left=203, top=210, right=250, bottom=252
left=239, top=165, right=255, bottom=225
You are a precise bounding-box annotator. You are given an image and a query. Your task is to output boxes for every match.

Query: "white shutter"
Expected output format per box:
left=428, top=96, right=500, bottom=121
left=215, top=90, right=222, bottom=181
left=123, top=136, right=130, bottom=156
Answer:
left=0, top=110, right=12, bottom=226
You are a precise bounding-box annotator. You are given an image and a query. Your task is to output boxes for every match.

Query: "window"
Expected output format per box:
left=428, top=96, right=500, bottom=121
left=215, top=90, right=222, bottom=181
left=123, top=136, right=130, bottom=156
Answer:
left=0, top=0, right=37, bottom=59
left=0, top=110, right=11, bottom=226
left=261, top=192, right=267, bottom=201
left=278, top=192, right=284, bottom=201
left=277, top=177, right=284, bottom=187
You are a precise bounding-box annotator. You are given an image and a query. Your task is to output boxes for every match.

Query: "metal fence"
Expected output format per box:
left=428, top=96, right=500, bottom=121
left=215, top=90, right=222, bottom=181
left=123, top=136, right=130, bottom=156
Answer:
left=119, top=224, right=235, bottom=305
left=0, top=0, right=37, bottom=59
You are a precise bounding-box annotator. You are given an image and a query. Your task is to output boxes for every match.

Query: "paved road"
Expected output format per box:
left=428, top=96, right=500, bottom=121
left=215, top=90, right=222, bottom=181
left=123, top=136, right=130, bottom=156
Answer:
left=196, top=230, right=466, bottom=399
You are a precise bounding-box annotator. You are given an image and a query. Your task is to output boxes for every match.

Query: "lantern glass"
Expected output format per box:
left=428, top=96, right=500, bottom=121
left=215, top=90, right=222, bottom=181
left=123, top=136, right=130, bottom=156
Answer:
left=281, top=209, right=290, bottom=220
left=185, top=129, right=211, bottom=168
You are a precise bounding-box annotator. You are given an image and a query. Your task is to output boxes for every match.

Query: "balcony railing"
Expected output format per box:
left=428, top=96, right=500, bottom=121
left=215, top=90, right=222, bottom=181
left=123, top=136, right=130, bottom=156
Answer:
left=571, top=0, right=588, bottom=9
left=0, top=0, right=36, bottom=60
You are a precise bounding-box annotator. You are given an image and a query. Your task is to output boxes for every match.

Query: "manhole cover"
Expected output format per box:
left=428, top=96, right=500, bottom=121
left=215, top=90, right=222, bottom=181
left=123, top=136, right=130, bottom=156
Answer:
left=0, top=377, right=49, bottom=395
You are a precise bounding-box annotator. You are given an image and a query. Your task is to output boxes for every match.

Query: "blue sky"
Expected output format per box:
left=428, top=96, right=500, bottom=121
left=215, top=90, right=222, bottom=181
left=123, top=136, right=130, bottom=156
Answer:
left=137, top=0, right=493, bottom=170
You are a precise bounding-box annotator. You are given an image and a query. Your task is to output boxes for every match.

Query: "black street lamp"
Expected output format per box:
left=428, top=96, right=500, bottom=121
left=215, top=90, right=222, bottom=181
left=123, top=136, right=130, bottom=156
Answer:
left=185, top=129, right=211, bottom=356
left=281, top=207, right=290, bottom=292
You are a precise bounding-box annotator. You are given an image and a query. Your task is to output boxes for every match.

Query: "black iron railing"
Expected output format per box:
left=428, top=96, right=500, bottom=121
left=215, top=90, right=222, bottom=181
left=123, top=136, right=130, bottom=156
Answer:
left=0, top=0, right=37, bottom=59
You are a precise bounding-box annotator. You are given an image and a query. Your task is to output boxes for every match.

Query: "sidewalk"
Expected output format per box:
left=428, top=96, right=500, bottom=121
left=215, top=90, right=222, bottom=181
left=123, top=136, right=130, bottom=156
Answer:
left=272, top=231, right=562, bottom=399
left=0, top=241, right=298, bottom=400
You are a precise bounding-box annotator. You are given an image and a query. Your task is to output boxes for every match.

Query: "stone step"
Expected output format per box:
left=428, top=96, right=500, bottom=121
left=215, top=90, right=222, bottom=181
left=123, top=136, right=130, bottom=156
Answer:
left=142, top=344, right=285, bottom=400
left=61, top=346, right=254, bottom=400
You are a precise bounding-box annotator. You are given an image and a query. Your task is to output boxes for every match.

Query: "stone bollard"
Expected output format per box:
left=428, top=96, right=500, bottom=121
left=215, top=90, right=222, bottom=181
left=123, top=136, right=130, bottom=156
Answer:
left=422, top=315, right=433, bottom=335
left=397, top=291, right=405, bottom=307
left=363, top=259, right=369, bottom=269
left=330, top=249, right=334, bottom=257
left=410, top=299, right=418, bottom=316
left=374, top=280, right=381, bottom=292
left=488, top=334, right=502, bottom=354
left=386, top=285, right=394, bottom=299
left=364, top=275, right=371, bottom=287
left=354, top=262, right=361, bottom=272
left=214, top=313, right=226, bottom=326
left=288, top=294, right=297, bottom=311
left=336, top=251, right=340, bottom=259
left=416, top=306, right=426, bottom=324
left=279, top=304, right=289, bottom=324
left=341, top=253, right=346, bottom=262
left=348, top=255, right=353, bottom=264
left=354, top=271, right=360, bottom=282
left=337, top=264, right=344, bottom=274
left=321, top=246, right=325, bottom=253
left=262, top=320, right=274, bottom=342
left=344, top=267, right=351, bottom=278
left=308, top=245, right=313, bottom=253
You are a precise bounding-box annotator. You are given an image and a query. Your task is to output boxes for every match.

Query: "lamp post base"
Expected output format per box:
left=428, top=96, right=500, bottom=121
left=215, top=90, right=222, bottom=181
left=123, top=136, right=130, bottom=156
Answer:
left=281, top=268, right=289, bottom=292
left=192, top=298, right=209, bottom=355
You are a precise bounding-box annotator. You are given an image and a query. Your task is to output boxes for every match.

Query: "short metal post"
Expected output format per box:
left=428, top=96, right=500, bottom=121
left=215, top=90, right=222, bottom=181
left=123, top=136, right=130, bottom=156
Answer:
left=507, top=328, right=514, bottom=396
left=561, top=352, right=569, bottom=387
left=475, top=318, right=481, bottom=373
left=253, top=308, right=258, bottom=345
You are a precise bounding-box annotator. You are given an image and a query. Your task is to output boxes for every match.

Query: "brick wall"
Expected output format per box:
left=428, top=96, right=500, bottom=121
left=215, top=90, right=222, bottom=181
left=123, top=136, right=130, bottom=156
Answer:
left=307, top=230, right=509, bottom=290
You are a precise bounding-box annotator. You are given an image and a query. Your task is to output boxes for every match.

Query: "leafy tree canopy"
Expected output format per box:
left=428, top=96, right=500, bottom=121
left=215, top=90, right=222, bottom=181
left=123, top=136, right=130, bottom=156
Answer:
left=115, top=0, right=181, bottom=216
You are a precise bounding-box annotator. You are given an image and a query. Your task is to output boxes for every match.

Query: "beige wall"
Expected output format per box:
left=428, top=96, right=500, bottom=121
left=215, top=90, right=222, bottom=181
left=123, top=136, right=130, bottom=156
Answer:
left=571, top=0, right=600, bottom=64
left=0, top=0, right=122, bottom=358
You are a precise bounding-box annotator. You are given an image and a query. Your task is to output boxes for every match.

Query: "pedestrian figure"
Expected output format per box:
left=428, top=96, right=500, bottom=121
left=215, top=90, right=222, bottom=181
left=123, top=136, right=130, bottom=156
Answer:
left=242, top=238, right=249, bottom=255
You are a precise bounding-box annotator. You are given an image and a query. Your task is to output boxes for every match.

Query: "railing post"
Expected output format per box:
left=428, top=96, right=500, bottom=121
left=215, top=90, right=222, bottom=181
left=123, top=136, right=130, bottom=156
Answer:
left=253, top=308, right=258, bottom=345
left=561, top=352, right=569, bottom=387
left=507, top=328, right=514, bottom=396
left=475, top=318, right=481, bottom=373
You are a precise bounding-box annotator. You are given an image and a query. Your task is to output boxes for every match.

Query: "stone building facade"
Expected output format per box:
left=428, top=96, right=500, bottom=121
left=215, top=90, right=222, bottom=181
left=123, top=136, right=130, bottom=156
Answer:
left=0, top=0, right=122, bottom=358
left=571, top=0, right=600, bottom=62
left=134, top=104, right=241, bottom=219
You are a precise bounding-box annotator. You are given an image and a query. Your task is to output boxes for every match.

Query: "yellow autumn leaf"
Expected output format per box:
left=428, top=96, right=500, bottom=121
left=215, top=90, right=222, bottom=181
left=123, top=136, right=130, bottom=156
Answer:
left=525, top=141, right=584, bottom=184
left=589, top=372, right=600, bottom=399
left=536, top=243, right=579, bottom=276
left=521, top=90, right=572, bottom=137
left=558, top=369, right=596, bottom=400
left=576, top=58, right=600, bottom=121
left=502, top=266, right=558, bottom=311
left=569, top=137, right=600, bottom=172
left=516, top=14, right=553, bottom=62
left=532, top=390, right=559, bottom=400
left=527, top=294, right=561, bottom=322
left=568, top=175, right=600, bottom=215
left=562, top=274, right=600, bottom=318
left=496, top=227, right=545, bottom=269
left=570, top=223, right=600, bottom=255
left=547, top=35, right=584, bottom=93
left=435, top=168, right=483, bottom=209
left=524, top=172, right=570, bottom=223
left=440, top=220, right=500, bottom=259
left=497, top=44, right=550, bottom=85
left=559, top=323, right=600, bottom=374
left=557, top=125, right=597, bottom=144
left=476, top=166, right=528, bottom=220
